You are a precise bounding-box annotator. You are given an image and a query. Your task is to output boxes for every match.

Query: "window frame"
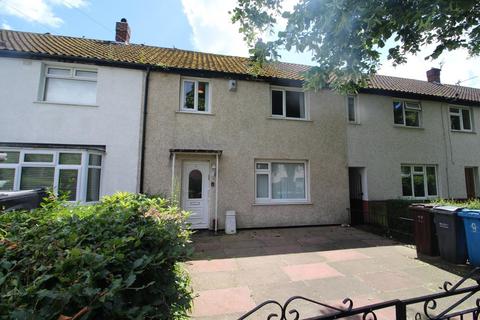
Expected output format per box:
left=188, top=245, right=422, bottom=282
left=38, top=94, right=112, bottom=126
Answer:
left=346, top=95, right=358, bottom=123
left=401, top=164, right=439, bottom=199
left=449, top=106, right=473, bottom=132
left=41, top=64, right=98, bottom=106
left=270, top=86, right=309, bottom=120
left=255, top=160, right=310, bottom=204
left=393, top=99, right=422, bottom=128
left=0, top=148, right=102, bottom=202
left=180, top=78, right=212, bottom=113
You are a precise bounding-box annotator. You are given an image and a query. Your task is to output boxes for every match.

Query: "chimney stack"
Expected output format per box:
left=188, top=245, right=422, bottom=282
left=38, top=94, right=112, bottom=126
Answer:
left=115, top=18, right=130, bottom=44
left=426, top=68, right=441, bottom=83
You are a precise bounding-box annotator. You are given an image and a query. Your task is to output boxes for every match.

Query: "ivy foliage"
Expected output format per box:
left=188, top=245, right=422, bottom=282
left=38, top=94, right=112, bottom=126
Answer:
left=0, top=192, right=193, bottom=319
left=231, top=0, right=480, bottom=93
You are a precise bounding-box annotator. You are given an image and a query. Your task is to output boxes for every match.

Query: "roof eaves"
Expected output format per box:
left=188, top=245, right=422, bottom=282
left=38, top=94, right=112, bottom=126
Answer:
left=0, top=49, right=305, bottom=86
left=359, top=87, right=480, bottom=107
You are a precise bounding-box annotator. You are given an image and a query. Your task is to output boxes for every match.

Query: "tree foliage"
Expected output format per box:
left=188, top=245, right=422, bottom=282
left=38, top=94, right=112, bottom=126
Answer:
left=231, top=0, right=480, bottom=92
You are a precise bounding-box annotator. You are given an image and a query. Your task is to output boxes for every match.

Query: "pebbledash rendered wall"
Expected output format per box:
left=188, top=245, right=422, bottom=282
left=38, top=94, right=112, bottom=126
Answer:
left=0, top=57, right=145, bottom=196
left=143, top=72, right=350, bottom=229
left=347, top=93, right=480, bottom=202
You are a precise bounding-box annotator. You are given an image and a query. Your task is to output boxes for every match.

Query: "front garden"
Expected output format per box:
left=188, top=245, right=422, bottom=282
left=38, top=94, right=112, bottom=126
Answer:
left=0, top=192, right=193, bottom=319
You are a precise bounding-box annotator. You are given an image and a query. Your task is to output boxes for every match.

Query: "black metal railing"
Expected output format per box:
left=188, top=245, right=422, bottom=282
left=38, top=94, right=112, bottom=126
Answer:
left=239, top=268, right=480, bottom=320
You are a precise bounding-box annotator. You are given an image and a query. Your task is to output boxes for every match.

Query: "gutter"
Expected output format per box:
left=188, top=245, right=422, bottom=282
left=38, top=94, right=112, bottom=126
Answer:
left=139, top=66, right=151, bottom=194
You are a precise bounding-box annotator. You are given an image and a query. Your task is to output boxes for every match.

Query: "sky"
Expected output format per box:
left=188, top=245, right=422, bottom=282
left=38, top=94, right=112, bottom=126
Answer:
left=1, top=0, right=479, bottom=88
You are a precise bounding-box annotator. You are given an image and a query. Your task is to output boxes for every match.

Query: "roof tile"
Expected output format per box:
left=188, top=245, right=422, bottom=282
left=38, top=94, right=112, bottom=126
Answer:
left=1, top=29, right=479, bottom=103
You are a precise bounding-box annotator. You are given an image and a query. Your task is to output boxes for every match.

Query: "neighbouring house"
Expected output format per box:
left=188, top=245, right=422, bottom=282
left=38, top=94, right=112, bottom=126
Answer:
left=347, top=72, right=480, bottom=223
left=1, top=20, right=479, bottom=230
left=0, top=22, right=145, bottom=202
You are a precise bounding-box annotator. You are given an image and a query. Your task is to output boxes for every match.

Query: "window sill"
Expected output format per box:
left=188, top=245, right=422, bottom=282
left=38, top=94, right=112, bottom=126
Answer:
left=253, top=201, right=313, bottom=206
left=348, top=121, right=361, bottom=125
left=400, top=196, right=438, bottom=200
left=450, top=130, right=476, bottom=134
left=267, top=116, right=312, bottom=122
left=393, top=124, right=424, bottom=130
left=176, top=110, right=215, bottom=116
left=34, top=101, right=99, bottom=108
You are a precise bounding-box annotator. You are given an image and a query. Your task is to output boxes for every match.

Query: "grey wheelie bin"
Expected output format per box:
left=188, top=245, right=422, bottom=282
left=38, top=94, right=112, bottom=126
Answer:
left=432, top=206, right=468, bottom=264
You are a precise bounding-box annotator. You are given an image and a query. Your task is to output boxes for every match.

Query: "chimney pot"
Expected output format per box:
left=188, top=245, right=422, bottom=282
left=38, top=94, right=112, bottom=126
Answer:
left=115, top=18, right=130, bottom=44
left=426, top=68, right=441, bottom=83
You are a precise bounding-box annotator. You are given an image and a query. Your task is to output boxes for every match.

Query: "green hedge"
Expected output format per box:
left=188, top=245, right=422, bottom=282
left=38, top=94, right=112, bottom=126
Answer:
left=0, top=192, right=193, bottom=319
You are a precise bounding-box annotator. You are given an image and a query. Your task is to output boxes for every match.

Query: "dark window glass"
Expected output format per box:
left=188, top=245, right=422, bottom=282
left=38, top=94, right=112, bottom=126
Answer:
left=86, top=168, right=101, bottom=202
left=413, top=174, right=425, bottom=197
left=58, top=169, right=78, bottom=201
left=198, top=82, right=209, bottom=112
left=426, top=166, right=437, bottom=196
left=188, top=169, right=202, bottom=199
left=20, top=167, right=54, bottom=190
left=272, top=90, right=283, bottom=115
left=0, top=151, right=19, bottom=163
left=0, top=168, right=15, bottom=190
left=347, top=96, right=356, bottom=122
left=462, top=109, right=472, bottom=130
left=450, top=114, right=461, bottom=130
left=24, top=153, right=53, bottom=163
left=89, top=154, right=102, bottom=166
left=285, top=91, right=305, bottom=118
left=401, top=166, right=412, bottom=197
left=183, top=81, right=195, bottom=109
left=59, top=153, right=81, bottom=165
left=393, top=101, right=404, bottom=124
left=405, top=110, right=420, bottom=127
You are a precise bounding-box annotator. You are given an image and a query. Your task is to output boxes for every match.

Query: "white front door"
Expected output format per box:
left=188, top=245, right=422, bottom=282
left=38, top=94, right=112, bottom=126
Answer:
left=182, top=161, right=209, bottom=229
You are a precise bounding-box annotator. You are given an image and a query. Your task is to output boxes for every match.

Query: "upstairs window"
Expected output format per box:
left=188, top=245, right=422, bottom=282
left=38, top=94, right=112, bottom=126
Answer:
left=271, top=88, right=306, bottom=119
left=347, top=95, right=357, bottom=123
left=450, top=107, right=472, bottom=131
left=43, top=66, right=97, bottom=105
left=181, top=79, right=210, bottom=112
left=393, top=100, right=421, bottom=127
left=401, top=165, right=438, bottom=198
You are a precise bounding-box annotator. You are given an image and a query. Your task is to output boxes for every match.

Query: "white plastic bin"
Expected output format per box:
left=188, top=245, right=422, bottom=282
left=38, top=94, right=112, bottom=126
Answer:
left=225, top=210, right=236, bottom=234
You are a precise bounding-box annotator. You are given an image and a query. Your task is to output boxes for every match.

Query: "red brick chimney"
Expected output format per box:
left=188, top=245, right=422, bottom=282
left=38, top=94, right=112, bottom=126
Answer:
left=426, top=68, right=441, bottom=83
left=115, top=18, right=130, bottom=44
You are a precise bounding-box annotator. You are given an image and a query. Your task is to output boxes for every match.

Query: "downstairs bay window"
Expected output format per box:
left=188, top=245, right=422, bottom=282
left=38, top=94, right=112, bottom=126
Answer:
left=255, top=160, right=309, bottom=204
left=0, top=149, right=102, bottom=202
left=401, top=165, right=438, bottom=199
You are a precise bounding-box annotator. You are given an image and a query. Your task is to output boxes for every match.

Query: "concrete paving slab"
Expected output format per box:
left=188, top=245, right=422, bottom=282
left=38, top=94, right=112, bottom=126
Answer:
left=188, top=226, right=477, bottom=319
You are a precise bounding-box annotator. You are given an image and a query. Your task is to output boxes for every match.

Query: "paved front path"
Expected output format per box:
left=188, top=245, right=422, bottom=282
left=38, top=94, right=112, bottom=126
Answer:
left=185, top=226, right=475, bottom=319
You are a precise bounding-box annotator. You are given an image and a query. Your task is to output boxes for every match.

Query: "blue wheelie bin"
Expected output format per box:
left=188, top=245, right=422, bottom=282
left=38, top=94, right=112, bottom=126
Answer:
left=458, top=209, right=480, bottom=267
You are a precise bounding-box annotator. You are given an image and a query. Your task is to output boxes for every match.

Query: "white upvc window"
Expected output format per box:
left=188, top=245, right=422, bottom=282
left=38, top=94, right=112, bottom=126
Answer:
left=449, top=106, right=473, bottom=132
left=346, top=95, right=358, bottom=123
left=181, top=78, right=211, bottom=112
left=42, top=65, right=97, bottom=105
left=401, top=165, right=438, bottom=199
left=0, top=148, right=103, bottom=202
left=255, top=160, right=309, bottom=204
left=393, top=100, right=422, bottom=127
left=271, top=87, right=307, bottom=119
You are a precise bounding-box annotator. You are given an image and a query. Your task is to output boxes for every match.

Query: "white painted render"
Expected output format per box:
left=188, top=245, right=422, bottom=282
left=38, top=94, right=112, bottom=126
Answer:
left=348, top=93, right=480, bottom=200
left=0, top=57, right=145, bottom=196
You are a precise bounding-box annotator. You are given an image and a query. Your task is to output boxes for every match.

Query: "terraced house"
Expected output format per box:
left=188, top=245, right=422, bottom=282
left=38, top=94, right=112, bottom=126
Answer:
left=1, top=20, right=479, bottom=230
